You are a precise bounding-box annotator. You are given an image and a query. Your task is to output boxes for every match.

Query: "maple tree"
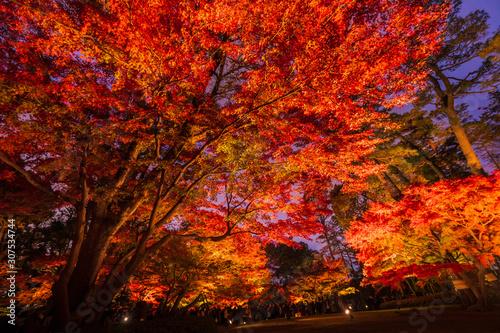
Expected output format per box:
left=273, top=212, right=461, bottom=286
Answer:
left=0, top=255, right=67, bottom=314
left=0, top=0, right=447, bottom=328
left=125, top=233, right=269, bottom=315
left=262, top=243, right=345, bottom=303
left=286, top=254, right=345, bottom=303
left=324, top=2, right=500, bottom=311
left=345, top=172, right=500, bottom=310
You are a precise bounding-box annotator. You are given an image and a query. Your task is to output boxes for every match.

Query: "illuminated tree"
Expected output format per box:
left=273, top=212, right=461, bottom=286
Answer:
left=346, top=173, right=500, bottom=310
left=0, top=0, right=447, bottom=328
left=287, top=254, right=345, bottom=303
left=127, top=234, right=270, bottom=314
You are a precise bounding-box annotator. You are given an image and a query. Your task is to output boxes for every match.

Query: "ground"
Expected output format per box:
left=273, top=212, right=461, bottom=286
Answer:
left=218, top=307, right=500, bottom=333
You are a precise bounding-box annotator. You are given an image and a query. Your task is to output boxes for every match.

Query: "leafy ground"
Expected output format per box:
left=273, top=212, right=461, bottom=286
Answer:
left=218, top=307, right=500, bottom=333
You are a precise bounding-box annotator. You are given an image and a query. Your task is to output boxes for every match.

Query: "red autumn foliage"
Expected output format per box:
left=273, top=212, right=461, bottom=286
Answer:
left=346, top=172, right=500, bottom=287
left=0, top=0, right=447, bottom=326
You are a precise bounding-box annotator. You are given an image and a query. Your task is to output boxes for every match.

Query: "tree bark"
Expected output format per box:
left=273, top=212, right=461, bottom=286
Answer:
left=444, top=98, right=486, bottom=176
left=427, top=64, right=486, bottom=176
left=397, top=134, right=446, bottom=180
left=465, top=263, right=488, bottom=311
left=387, top=165, right=410, bottom=187
left=66, top=214, right=122, bottom=310
left=52, top=147, right=89, bottom=331
left=372, top=158, right=402, bottom=201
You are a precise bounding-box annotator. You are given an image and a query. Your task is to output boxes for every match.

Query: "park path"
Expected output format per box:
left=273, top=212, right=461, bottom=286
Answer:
left=218, top=308, right=500, bottom=333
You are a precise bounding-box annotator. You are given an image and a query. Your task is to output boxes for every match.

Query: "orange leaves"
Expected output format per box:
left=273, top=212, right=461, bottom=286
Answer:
left=0, top=255, right=65, bottom=309
left=374, top=263, right=475, bottom=289
left=287, top=254, right=346, bottom=302
left=1, top=0, right=450, bottom=314
left=1, top=0, right=449, bottom=205
left=128, top=234, right=270, bottom=307
left=346, top=172, right=500, bottom=286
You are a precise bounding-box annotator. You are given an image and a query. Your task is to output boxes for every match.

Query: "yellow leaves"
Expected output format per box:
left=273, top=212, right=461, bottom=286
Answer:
left=337, top=286, right=357, bottom=296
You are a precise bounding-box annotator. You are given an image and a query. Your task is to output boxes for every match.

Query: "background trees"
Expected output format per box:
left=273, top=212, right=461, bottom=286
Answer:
left=127, top=234, right=270, bottom=316
left=334, top=0, right=500, bottom=311
left=418, top=5, right=499, bottom=176
left=264, top=242, right=345, bottom=303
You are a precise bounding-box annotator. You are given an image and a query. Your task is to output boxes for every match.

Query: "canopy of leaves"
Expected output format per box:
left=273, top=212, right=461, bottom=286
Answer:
left=346, top=172, right=500, bottom=287
left=0, top=0, right=448, bottom=320
left=127, top=234, right=270, bottom=309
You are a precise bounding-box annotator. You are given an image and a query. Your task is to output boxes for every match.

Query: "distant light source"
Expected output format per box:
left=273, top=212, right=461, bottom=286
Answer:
left=345, top=309, right=354, bottom=320
left=124, top=317, right=128, bottom=322
left=229, top=319, right=232, bottom=324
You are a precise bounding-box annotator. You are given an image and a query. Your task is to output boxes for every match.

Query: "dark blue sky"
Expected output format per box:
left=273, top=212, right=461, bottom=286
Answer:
left=451, top=1, right=500, bottom=114
left=461, top=0, right=500, bottom=29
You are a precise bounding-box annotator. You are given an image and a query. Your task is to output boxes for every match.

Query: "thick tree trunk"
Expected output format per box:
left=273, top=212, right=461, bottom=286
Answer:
left=66, top=216, right=121, bottom=310
left=51, top=152, right=89, bottom=331
left=427, top=64, right=486, bottom=176
left=444, top=98, right=487, bottom=176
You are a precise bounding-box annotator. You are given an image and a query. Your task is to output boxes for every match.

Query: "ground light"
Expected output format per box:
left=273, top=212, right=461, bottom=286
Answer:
left=345, top=309, right=354, bottom=320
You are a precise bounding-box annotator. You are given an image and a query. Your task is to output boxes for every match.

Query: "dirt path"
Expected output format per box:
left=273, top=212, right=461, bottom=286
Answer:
left=218, top=308, right=500, bottom=333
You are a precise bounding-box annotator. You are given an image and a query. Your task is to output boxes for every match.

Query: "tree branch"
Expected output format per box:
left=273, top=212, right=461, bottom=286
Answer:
left=0, top=151, right=77, bottom=206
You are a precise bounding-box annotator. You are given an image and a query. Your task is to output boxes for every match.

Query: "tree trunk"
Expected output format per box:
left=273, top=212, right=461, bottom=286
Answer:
left=465, top=264, right=488, bottom=311
left=446, top=252, right=487, bottom=311
left=66, top=215, right=121, bottom=310
left=373, top=159, right=402, bottom=201
left=51, top=153, right=89, bottom=331
left=169, top=288, right=189, bottom=317
left=427, top=64, right=486, bottom=176
left=444, top=97, right=487, bottom=176
left=387, top=165, right=410, bottom=187
left=398, top=134, right=446, bottom=180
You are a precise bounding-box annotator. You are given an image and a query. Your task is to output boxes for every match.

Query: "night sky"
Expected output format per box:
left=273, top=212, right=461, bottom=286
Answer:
left=461, top=0, right=500, bottom=27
